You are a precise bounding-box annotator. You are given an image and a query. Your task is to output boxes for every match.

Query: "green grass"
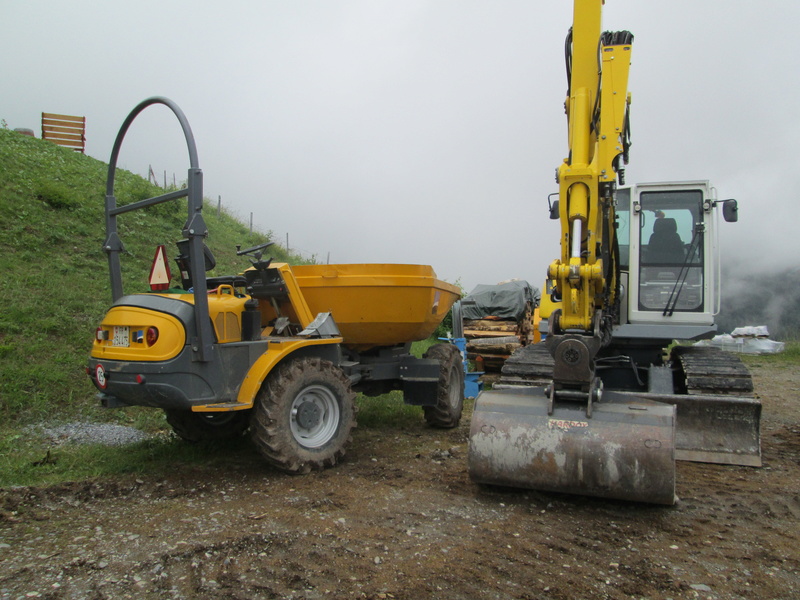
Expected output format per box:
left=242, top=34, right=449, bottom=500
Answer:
left=740, top=340, right=800, bottom=369
left=0, top=431, right=258, bottom=488
left=355, top=390, right=425, bottom=429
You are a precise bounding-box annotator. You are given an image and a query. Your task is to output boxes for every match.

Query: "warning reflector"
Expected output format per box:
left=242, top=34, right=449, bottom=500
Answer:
left=149, top=245, right=172, bottom=291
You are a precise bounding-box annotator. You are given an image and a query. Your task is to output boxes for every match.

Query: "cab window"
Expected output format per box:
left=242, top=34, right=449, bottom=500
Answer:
left=638, top=189, right=704, bottom=312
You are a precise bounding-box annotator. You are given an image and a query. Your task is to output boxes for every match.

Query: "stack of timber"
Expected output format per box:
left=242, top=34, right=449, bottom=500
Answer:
left=465, top=318, right=532, bottom=371
left=462, top=280, right=539, bottom=372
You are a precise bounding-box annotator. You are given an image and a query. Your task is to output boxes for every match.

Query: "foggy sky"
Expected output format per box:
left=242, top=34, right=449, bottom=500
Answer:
left=3, top=1, right=798, bottom=292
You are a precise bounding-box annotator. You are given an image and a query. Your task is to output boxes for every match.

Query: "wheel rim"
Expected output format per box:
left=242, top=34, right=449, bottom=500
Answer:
left=447, top=366, right=461, bottom=409
left=290, top=385, right=340, bottom=448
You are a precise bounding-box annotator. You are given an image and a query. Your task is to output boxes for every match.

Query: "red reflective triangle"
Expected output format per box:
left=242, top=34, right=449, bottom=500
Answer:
left=149, top=245, right=172, bottom=291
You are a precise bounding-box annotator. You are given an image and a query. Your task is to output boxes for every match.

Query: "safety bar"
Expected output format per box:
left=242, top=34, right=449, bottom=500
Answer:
left=102, top=96, right=214, bottom=362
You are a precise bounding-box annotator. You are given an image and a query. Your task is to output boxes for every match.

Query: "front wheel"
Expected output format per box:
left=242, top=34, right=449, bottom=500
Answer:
left=165, top=409, right=250, bottom=442
left=422, top=343, right=465, bottom=428
left=250, top=357, right=356, bottom=474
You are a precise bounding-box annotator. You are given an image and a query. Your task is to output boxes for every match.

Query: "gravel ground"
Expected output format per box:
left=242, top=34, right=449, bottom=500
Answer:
left=31, top=422, right=151, bottom=447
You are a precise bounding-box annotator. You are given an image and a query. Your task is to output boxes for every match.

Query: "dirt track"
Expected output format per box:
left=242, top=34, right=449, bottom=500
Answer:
left=1, top=360, right=799, bottom=600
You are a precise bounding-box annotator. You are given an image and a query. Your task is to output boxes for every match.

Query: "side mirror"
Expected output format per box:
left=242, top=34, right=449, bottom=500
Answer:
left=721, top=199, right=738, bottom=223
left=549, top=199, right=560, bottom=220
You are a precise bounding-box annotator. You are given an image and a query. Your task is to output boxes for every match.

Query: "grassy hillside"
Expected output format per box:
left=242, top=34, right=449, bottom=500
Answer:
left=0, top=128, right=304, bottom=426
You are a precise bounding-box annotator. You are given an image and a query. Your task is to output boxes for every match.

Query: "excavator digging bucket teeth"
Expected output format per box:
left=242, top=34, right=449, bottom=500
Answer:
left=670, top=394, right=762, bottom=467
left=468, top=387, right=677, bottom=505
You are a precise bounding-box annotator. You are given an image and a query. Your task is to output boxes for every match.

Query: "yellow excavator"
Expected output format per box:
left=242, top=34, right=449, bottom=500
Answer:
left=467, top=0, right=760, bottom=505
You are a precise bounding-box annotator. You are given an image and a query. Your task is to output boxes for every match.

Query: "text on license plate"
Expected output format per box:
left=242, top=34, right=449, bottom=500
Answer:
left=112, top=326, right=130, bottom=347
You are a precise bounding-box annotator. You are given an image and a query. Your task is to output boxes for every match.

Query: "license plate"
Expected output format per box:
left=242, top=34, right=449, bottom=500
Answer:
left=112, top=326, right=130, bottom=347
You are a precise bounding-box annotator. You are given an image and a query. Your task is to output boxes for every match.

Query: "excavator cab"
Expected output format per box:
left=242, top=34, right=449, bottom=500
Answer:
left=620, top=181, right=725, bottom=325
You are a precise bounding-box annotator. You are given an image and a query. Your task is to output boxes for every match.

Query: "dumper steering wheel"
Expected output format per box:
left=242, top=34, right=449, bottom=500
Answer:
left=236, top=242, right=274, bottom=269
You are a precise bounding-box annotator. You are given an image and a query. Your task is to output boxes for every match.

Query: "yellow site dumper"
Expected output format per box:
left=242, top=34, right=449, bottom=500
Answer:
left=87, top=98, right=464, bottom=474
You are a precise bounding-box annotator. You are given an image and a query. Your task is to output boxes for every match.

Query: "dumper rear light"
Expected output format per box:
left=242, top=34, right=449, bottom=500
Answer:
left=96, top=327, right=109, bottom=342
left=146, top=327, right=159, bottom=346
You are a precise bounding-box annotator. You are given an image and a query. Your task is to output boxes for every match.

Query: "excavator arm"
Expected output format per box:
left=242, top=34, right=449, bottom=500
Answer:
left=546, top=0, right=633, bottom=408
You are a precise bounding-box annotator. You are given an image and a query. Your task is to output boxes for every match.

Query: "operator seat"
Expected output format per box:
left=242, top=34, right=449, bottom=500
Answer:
left=647, top=217, right=684, bottom=263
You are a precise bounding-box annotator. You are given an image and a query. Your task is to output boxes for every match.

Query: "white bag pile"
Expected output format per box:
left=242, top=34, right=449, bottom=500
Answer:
left=695, top=325, right=785, bottom=354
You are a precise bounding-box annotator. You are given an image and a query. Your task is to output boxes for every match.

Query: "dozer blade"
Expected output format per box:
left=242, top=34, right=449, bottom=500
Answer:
left=668, top=345, right=762, bottom=467
left=668, top=394, right=762, bottom=467
left=468, top=387, right=677, bottom=505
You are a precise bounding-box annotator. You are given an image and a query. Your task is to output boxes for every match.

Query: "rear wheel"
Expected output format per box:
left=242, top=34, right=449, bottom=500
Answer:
left=422, top=344, right=465, bottom=428
left=250, top=357, right=356, bottom=474
left=165, top=409, right=250, bottom=442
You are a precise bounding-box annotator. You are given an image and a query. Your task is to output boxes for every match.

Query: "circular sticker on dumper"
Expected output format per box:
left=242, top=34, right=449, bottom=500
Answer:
left=95, top=364, right=107, bottom=389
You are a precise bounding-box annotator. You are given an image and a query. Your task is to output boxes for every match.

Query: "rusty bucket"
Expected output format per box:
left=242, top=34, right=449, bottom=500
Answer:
left=468, top=387, right=677, bottom=505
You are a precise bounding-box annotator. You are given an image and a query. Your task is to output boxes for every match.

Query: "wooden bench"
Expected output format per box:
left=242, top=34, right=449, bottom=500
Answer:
left=41, top=112, right=86, bottom=153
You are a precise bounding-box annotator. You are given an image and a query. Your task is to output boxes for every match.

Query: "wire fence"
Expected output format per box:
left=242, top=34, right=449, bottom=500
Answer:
left=145, top=167, right=326, bottom=264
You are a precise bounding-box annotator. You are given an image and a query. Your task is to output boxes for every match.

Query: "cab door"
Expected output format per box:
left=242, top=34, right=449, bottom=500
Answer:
left=627, top=181, right=716, bottom=326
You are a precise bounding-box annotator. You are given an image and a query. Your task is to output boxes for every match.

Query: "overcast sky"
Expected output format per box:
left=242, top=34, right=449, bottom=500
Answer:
left=4, top=1, right=799, bottom=292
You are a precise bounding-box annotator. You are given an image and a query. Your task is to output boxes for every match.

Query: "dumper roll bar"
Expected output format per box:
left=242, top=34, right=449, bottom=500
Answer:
left=102, top=96, right=214, bottom=362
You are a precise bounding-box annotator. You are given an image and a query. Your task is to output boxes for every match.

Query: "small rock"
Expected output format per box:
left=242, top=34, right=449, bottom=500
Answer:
left=690, top=584, right=712, bottom=592
left=374, top=556, right=382, bottom=565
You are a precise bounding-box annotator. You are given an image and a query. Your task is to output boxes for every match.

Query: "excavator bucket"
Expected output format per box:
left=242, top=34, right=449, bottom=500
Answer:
left=468, top=387, right=677, bottom=505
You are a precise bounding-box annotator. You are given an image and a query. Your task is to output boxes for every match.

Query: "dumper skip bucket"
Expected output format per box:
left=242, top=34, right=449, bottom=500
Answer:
left=468, top=387, right=677, bottom=505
